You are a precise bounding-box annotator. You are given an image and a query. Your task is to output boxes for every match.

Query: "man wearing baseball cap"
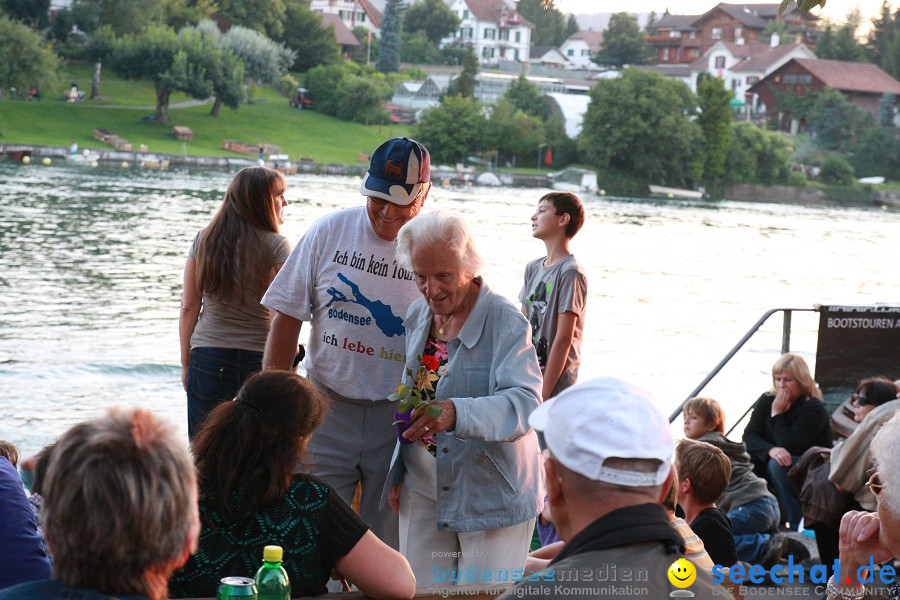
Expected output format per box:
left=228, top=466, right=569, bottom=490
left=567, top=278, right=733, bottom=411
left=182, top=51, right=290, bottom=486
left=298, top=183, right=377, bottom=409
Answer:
left=499, top=377, right=722, bottom=599
left=262, top=137, right=431, bottom=549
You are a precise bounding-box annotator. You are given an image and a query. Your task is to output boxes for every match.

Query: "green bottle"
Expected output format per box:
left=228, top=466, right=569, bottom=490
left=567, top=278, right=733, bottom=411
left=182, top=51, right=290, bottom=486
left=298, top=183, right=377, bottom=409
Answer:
left=254, top=545, right=290, bottom=600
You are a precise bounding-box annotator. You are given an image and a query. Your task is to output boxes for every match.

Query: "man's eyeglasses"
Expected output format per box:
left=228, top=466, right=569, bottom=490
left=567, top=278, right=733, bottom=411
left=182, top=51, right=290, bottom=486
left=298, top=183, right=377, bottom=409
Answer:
left=865, top=472, right=883, bottom=496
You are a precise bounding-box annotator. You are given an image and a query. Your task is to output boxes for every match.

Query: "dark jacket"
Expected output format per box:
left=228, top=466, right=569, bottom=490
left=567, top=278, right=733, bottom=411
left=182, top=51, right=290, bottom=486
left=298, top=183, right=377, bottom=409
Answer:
left=742, top=392, right=832, bottom=475
left=497, top=504, right=723, bottom=600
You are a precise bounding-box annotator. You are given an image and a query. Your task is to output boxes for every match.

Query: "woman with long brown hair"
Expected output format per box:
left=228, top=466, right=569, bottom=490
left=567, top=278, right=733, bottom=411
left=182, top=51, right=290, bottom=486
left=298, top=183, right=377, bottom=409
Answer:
left=179, top=166, right=291, bottom=437
left=168, top=371, right=415, bottom=599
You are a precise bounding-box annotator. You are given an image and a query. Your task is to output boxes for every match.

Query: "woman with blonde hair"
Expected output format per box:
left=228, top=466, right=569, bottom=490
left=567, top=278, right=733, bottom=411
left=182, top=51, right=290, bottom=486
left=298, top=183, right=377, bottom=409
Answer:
left=179, top=166, right=291, bottom=437
left=743, top=352, right=832, bottom=530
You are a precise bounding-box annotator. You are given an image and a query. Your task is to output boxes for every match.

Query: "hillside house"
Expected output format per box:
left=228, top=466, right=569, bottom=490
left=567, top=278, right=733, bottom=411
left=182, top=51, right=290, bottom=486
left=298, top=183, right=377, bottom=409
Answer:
left=749, top=58, right=900, bottom=130
left=310, top=0, right=382, bottom=37
left=559, top=30, right=604, bottom=68
left=441, top=0, right=533, bottom=65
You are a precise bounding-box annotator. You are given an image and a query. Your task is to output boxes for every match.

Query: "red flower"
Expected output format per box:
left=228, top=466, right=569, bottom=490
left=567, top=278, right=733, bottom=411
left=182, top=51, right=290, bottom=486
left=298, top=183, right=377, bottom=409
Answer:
left=422, top=355, right=440, bottom=371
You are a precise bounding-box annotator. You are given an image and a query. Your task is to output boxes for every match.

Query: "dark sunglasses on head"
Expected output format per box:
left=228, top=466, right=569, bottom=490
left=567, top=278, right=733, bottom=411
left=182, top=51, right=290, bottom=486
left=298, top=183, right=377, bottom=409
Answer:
left=866, top=472, right=883, bottom=496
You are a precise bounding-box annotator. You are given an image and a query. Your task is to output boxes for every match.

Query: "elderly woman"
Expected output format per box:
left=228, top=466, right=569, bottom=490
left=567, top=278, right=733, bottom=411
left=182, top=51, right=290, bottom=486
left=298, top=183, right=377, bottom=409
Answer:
left=743, top=353, right=832, bottom=531
left=827, top=412, right=900, bottom=600
left=384, top=211, right=543, bottom=585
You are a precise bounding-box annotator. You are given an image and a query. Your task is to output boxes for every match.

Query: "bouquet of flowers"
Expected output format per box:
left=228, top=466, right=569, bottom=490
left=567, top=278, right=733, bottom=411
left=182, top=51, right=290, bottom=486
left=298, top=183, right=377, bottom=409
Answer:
left=389, top=353, right=445, bottom=421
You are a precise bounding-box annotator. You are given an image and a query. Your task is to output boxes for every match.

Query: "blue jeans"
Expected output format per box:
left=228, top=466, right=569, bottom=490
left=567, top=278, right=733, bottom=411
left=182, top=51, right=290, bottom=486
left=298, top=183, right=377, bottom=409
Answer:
left=728, top=495, right=780, bottom=562
left=186, top=347, right=263, bottom=438
left=767, top=456, right=802, bottom=530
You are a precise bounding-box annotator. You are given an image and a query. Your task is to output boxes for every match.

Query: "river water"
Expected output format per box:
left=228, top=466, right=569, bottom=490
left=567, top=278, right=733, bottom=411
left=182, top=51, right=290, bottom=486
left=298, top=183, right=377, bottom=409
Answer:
left=1, top=161, right=898, bottom=457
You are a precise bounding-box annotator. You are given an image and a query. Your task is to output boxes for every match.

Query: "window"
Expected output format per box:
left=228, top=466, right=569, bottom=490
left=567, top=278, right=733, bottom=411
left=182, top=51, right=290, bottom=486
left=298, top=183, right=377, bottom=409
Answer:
left=515, top=31, right=520, bottom=42
left=746, top=76, right=759, bottom=84
left=669, top=30, right=681, bottom=38
left=662, top=48, right=670, bottom=61
left=359, top=12, right=366, bottom=22
left=499, top=29, right=509, bottom=40
left=463, top=9, right=469, bottom=19
left=712, top=27, right=722, bottom=39
left=484, top=28, right=496, bottom=40
left=582, top=49, right=589, bottom=56
left=514, top=49, right=519, bottom=60
left=783, top=73, right=812, bottom=84
left=338, top=9, right=344, bottom=18
left=734, top=27, right=742, bottom=37
left=567, top=48, right=574, bottom=56
left=689, top=31, right=697, bottom=39
left=482, top=47, right=495, bottom=58
left=714, top=56, right=726, bottom=68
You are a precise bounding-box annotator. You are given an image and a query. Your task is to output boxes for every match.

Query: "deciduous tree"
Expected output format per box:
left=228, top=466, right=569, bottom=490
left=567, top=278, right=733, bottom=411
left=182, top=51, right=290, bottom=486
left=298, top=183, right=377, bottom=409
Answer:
left=725, top=122, right=791, bottom=184
left=215, top=0, right=286, bottom=38
left=696, top=76, right=733, bottom=181
left=0, top=16, right=61, bottom=95
left=503, top=74, right=548, bottom=120
left=595, top=13, right=651, bottom=68
left=278, top=0, right=339, bottom=72
left=517, top=0, right=567, bottom=47
left=403, top=0, right=460, bottom=46
left=447, top=48, right=477, bottom=97
left=1, top=0, right=51, bottom=29
left=416, top=95, right=487, bottom=163
left=578, top=68, right=702, bottom=186
left=484, top=99, right=546, bottom=166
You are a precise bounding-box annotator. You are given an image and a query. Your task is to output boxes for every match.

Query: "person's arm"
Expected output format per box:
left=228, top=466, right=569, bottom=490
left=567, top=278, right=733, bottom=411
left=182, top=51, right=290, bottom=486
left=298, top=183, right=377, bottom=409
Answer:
left=540, top=311, right=577, bottom=400
left=262, top=312, right=302, bottom=371
left=742, top=394, right=775, bottom=462
left=770, top=399, right=830, bottom=455
left=334, top=531, right=416, bottom=600
left=178, top=256, right=201, bottom=390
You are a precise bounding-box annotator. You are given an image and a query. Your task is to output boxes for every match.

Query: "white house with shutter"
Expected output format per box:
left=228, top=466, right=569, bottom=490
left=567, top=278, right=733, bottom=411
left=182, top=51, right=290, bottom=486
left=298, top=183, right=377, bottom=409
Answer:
left=440, top=0, right=533, bottom=65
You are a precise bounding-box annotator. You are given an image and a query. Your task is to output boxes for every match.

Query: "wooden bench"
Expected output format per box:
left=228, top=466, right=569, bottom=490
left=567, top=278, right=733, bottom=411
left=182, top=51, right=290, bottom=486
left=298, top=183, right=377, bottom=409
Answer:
left=173, top=126, right=193, bottom=141
left=223, top=140, right=281, bottom=156
left=93, top=128, right=132, bottom=151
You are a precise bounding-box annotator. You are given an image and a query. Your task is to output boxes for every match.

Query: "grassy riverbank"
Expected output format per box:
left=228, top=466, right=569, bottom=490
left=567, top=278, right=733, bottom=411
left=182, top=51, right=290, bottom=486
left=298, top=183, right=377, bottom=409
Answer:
left=0, top=64, right=413, bottom=164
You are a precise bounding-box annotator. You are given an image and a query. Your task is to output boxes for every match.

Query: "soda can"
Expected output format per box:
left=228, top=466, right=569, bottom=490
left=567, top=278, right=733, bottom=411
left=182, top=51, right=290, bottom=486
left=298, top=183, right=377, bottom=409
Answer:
left=218, top=576, right=258, bottom=599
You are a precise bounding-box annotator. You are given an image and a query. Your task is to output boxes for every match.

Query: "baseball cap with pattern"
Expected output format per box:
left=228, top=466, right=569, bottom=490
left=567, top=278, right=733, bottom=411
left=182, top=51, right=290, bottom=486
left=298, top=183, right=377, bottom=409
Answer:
left=360, top=137, right=431, bottom=206
left=529, top=377, right=673, bottom=487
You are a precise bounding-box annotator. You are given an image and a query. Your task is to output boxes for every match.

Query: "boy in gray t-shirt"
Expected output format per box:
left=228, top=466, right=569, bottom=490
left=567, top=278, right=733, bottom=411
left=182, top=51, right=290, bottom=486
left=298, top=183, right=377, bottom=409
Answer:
left=518, top=192, right=587, bottom=401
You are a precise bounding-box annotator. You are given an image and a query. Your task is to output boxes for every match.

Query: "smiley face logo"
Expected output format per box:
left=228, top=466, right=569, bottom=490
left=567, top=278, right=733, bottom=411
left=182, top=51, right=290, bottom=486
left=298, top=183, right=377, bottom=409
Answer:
left=667, top=558, right=697, bottom=588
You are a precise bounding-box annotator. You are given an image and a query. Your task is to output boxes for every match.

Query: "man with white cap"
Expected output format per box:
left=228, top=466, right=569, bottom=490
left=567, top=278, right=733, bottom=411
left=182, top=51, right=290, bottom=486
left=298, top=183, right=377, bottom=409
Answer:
left=262, top=137, right=431, bottom=549
left=498, top=377, right=722, bottom=599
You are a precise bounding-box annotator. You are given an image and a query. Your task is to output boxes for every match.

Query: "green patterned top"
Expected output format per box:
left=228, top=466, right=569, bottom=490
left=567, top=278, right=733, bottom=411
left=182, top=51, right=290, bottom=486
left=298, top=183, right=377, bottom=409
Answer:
left=169, top=475, right=368, bottom=598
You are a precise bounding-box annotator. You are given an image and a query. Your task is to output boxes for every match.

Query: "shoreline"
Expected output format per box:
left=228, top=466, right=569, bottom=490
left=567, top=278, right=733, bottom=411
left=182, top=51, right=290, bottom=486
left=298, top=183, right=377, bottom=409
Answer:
left=2, top=142, right=897, bottom=207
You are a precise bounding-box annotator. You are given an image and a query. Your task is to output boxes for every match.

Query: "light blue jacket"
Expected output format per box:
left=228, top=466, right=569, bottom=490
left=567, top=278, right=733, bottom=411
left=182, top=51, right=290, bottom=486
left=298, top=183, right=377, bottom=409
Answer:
left=383, top=280, right=545, bottom=532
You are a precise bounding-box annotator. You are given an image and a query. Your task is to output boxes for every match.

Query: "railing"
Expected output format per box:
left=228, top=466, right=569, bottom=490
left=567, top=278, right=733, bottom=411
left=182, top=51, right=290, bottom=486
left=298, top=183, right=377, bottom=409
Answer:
left=667, top=307, right=819, bottom=426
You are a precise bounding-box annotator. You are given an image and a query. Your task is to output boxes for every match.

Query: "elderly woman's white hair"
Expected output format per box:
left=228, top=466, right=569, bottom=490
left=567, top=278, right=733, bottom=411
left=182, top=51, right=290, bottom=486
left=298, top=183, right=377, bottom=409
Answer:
left=872, top=411, right=900, bottom=516
left=395, top=211, right=484, bottom=276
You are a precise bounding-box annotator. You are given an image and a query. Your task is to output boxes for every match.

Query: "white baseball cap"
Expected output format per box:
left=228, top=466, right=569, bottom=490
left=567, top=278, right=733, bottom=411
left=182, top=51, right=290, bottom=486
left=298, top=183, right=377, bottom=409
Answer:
left=529, top=377, right=673, bottom=487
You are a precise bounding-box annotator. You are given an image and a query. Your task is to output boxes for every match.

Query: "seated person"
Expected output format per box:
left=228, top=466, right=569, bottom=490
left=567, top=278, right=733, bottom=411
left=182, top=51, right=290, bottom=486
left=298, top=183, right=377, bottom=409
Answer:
left=0, top=408, right=198, bottom=600
left=684, top=397, right=797, bottom=567
left=675, top=439, right=738, bottom=568
left=0, top=441, right=19, bottom=467
left=809, top=377, right=900, bottom=566
left=169, top=370, right=415, bottom=600
left=743, top=353, right=832, bottom=531
left=0, top=451, right=50, bottom=591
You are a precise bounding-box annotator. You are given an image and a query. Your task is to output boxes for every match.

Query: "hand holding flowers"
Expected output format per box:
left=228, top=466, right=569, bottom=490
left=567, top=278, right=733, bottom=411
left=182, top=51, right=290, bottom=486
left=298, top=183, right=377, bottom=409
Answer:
left=389, top=353, right=455, bottom=442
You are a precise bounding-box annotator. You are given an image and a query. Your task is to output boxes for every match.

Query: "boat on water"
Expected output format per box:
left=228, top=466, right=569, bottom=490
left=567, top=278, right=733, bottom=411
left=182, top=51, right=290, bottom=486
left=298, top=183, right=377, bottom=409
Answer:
left=66, top=151, right=101, bottom=165
left=648, top=184, right=706, bottom=199
left=547, top=167, right=600, bottom=194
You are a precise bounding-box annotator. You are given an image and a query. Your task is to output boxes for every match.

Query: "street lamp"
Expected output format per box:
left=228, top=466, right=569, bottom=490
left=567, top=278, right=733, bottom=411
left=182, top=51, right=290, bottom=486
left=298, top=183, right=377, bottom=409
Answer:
left=537, top=143, right=548, bottom=170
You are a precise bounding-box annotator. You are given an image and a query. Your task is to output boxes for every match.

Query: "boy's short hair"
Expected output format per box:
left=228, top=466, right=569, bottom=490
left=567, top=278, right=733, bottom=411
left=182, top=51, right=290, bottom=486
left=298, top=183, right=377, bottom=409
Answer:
left=683, top=397, right=725, bottom=433
left=539, top=192, right=584, bottom=239
left=676, top=439, right=731, bottom=504
left=0, top=440, right=20, bottom=467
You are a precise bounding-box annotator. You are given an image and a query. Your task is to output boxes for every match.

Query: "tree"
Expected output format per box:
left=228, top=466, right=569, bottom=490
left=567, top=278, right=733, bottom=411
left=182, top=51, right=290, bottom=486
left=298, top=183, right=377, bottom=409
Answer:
left=68, top=0, right=166, bottom=35
left=484, top=99, right=546, bottom=166
left=565, top=14, right=579, bottom=39
left=516, top=0, right=567, bottom=47
left=1, top=0, right=51, bottom=29
left=348, top=25, right=378, bottom=65
left=866, top=1, right=898, bottom=78
left=807, top=88, right=866, bottom=151
left=214, top=0, right=286, bottom=38
left=761, top=19, right=790, bottom=45
left=0, top=16, right=61, bottom=95
left=278, top=0, right=338, bottom=72
left=377, top=0, right=403, bottom=73
left=578, top=68, right=703, bottom=187
left=816, top=14, right=865, bottom=62
left=880, top=93, right=896, bottom=128
left=109, top=25, right=242, bottom=124
left=415, top=95, right=488, bottom=163
left=448, top=48, right=477, bottom=98
left=336, top=76, right=389, bottom=124
left=724, top=122, right=791, bottom=184
left=400, top=31, right=441, bottom=65
left=85, top=25, right=116, bottom=100
left=644, top=11, right=659, bottom=36
left=403, top=0, right=460, bottom=46
left=696, top=77, right=733, bottom=181
left=503, top=74, right=549, bottom=121
left=595, top=13, right=651, bottom=68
